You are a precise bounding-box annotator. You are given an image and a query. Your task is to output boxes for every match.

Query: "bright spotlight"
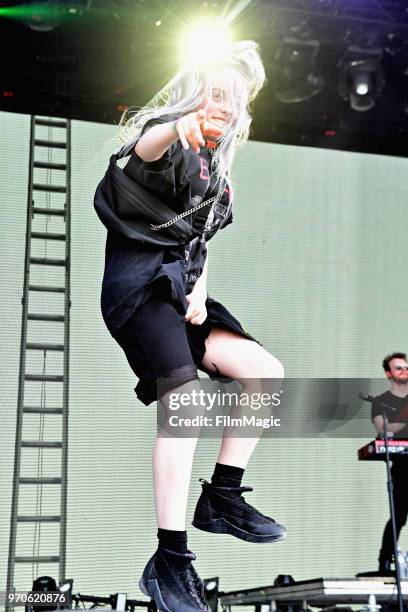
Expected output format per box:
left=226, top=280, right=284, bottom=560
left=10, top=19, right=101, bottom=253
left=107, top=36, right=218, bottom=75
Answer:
left=355, top=75, right=370, bottom=96
left=179, top=19, right=233, bottom=68
left=338, top=46, right=385, bottom=112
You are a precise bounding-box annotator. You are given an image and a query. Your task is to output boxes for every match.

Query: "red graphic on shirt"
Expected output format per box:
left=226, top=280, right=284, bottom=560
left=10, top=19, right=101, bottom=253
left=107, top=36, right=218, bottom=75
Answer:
left=199, top=157, right=210, bottom=181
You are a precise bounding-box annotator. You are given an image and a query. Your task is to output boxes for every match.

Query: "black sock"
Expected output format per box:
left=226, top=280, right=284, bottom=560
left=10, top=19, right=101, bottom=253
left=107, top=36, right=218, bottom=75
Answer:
left=157, top=529, right=191, bottom=571
left=211, top=462, right=244, bottom=488
left=157, top=528, right=188, bottom=554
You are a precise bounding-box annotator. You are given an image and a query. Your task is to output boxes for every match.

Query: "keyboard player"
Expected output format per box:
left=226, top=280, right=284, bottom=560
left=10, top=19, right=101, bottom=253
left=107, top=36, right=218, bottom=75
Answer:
left=372, top=352, right=408, bottom=574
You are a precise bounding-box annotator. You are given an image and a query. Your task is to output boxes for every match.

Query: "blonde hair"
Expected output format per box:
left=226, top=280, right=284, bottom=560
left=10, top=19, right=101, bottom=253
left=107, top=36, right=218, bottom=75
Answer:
left=118, top=40, right=265, bottom=173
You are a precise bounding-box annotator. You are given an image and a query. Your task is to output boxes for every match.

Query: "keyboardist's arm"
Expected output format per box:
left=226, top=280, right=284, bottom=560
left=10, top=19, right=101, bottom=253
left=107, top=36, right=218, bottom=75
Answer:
left=373, top=415, right=406, bottom=435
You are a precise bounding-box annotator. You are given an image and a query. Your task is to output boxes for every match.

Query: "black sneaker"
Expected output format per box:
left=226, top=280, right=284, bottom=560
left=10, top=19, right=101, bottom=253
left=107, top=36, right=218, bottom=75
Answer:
left=192, top=478, right=287, bottom=543
left=138, top=547, right=211, bottom=612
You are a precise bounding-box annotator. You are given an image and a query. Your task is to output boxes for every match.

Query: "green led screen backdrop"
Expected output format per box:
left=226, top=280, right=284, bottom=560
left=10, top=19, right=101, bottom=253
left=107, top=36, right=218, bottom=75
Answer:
left=1, top=111, right=408, bottom=608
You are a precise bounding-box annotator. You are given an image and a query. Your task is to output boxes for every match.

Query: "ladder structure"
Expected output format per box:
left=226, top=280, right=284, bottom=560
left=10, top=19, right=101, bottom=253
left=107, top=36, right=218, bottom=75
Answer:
left=6, top=116, right=72, bottom=599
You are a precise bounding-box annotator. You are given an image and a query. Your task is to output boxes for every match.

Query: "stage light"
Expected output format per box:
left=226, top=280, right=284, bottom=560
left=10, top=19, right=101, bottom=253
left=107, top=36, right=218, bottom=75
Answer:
left=27, top=1, right=62, bottom=32
left=205, top=579, right=217, bottom=591
left=338, top=46, right=385, bottom=112
left=30, top=576, right=57, bottom=612
left=275, top=37, right=325, bottom=104
left=178, top=18, right=233, bottom=68
left=59, top=579, right=73, bottom=609
left=355, top=74, right=370, bottom=96
left=203, top=577, right=219, bottom=612
left=274, top=574, right=295, bottom=586
left=0, top=2, right=57, bottom=27
left=0, top=1, right=83, bottom=30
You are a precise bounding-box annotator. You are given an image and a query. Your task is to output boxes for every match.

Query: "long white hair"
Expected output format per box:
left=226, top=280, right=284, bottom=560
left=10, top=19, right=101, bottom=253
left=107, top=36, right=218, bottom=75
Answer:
left=118, top=40, right=265, bottom=173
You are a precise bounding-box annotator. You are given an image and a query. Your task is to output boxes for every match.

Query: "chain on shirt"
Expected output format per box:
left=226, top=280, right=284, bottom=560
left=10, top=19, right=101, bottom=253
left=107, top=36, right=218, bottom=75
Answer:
left=183, top=147, right=233, bottom=293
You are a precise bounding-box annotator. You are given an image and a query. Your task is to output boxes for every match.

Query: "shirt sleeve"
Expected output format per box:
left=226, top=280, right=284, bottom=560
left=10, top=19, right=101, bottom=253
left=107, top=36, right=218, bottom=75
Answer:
left=371, top=400, right=384, bottom=420
left=122, top=115, right=190, bottom=201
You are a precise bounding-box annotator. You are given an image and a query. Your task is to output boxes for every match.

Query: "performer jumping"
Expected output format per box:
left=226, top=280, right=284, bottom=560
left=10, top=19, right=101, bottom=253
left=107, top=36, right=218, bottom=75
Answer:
left=95, top=40, right=286, bottom=611
left=372, top=352, right=408, bottom=574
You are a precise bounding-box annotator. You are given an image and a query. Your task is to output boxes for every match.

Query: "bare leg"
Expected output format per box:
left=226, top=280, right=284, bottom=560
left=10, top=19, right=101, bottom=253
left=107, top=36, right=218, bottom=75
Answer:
left=153, top=379, right=204, bottom=530
left=153, top=437, right=198, bottom=530
left=153, top=330, right=284, bottom=528
left=201, top=328, right=284, bottom=468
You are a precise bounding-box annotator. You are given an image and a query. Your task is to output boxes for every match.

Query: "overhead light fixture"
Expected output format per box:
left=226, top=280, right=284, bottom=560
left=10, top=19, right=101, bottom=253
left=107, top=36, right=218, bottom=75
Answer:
left=26, top=1, right=62, bottom=32
left=338, top=45, right=385, bottom=112
left=275, top=36, right=325, bottom=104
left=0, top=1, right=85, bottom=30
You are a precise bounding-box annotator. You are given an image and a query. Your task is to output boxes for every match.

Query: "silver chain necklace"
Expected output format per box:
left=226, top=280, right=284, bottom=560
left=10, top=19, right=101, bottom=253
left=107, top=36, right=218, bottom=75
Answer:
left=149, top=149, right=225, bottom=231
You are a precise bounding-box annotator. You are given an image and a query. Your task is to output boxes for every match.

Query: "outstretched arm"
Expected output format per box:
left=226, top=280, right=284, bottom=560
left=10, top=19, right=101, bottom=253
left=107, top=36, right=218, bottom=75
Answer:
left=135, top=120, right=179, bottom=162
left=135, top=110, right=224, bottom=162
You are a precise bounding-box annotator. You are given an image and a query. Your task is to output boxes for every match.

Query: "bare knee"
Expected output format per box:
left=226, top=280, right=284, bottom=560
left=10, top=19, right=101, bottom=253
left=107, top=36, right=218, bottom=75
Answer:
left=266, top=354, right=285, bottom=379
left=202, top=328, right=284, bottom=380
left=248, top=349, right=285, bottom=380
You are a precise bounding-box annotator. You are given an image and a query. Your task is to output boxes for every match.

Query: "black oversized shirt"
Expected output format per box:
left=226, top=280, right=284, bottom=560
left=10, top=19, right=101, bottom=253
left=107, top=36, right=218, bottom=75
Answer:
left=99, top=116, right=233, bottom=335
left=371, top=391, right=408, bottom=438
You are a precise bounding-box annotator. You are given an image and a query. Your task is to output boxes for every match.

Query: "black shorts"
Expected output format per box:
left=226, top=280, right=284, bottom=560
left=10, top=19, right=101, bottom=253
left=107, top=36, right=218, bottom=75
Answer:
left=112, top=294, right=262, bottom=406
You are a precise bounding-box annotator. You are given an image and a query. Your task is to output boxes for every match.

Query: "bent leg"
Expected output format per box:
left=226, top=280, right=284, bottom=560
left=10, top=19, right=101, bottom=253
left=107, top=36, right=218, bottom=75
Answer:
left=200, top=327, right=284, bottom=468
left=191, top=327, right=287, bottom=543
